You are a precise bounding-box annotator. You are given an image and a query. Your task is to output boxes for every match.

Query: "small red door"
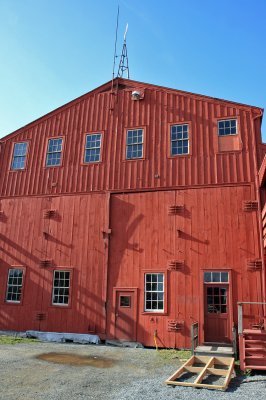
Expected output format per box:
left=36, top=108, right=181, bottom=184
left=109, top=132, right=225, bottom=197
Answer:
left=115, top=290, right=136, bottom=341
left=204, top=284, right=230, bottom=343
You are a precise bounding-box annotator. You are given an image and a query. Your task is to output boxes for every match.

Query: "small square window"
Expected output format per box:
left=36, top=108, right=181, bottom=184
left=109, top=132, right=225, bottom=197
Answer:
left=218, top=119, right=237, bottom=136
left=84, top=134, right=102, bottom=163
left=11, top=142, right=28, bottom=170
left=120, top=296, right=131, bottom=307
left=126, top=129, right=144, bottom=159
left=46, top=138, right=63, bottom=166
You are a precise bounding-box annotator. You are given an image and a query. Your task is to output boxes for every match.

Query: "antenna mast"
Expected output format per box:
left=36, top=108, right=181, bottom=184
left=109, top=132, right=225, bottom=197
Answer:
left=117, top=23, right=130, bottom=79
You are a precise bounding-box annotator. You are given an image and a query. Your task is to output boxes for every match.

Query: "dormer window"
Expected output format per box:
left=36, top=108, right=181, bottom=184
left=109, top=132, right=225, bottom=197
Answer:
left=11, top=142, right=28, bottom=170
left=218, top=119, right=237, bottom=136
left=46, top=138, right=63, bottom=167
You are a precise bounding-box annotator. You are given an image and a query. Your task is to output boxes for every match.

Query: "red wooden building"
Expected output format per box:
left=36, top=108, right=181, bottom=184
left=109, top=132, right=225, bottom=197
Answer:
left=0, top=78, right=265, bottom=350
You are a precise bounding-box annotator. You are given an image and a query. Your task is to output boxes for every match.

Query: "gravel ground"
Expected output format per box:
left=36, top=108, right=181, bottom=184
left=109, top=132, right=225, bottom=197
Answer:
left=0, top=341, right=265, bottom=400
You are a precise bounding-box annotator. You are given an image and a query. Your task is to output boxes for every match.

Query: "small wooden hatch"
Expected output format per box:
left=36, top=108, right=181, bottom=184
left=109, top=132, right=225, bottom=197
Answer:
left=165, top=355, right=234, bottom=391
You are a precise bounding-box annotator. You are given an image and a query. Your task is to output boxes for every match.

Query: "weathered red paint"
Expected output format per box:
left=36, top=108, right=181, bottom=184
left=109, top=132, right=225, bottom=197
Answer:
left=0, top=78, right=265, bottom=348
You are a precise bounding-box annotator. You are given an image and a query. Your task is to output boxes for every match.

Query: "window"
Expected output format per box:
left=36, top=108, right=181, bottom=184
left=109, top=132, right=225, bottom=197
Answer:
left=145, top=273, right=164, bottom=312
left=6, top=269, right=24, bottom=303
left=46, top=138, right=63, bottom=166
left=170, top=124, right=189, bottom=155
left=52, top=270, right=70, bottom=305
left=204, top=271, right=229, bottom=283
left=126, top=129, right=143, bottom=159
left=218, top=119, right=237, bottom=136
left=84, top=133, right=102, bottom=163
left=120, top=296, right=131, bottom=307
left=11, top=142, right=28, bottom=170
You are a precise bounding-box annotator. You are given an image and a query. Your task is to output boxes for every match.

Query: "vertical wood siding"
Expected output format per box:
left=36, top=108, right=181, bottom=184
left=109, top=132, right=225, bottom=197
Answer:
left=0, top=194, right=107, bottom=333
left=107, top=186, right=262, bottom=348
left=0, top=80, right=262, bottom=197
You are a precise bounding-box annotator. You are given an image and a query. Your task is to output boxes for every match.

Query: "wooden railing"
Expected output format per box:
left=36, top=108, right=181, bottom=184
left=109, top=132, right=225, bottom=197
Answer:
left=191, top=322, right=199, bottom=355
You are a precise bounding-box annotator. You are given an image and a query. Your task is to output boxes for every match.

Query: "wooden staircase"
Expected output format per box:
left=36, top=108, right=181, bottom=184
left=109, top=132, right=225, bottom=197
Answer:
left=239, top=329, right=266, bottom=371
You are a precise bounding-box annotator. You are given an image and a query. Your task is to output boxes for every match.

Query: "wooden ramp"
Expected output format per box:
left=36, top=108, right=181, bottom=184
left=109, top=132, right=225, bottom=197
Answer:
left=165, top=355, right=235, bottom=391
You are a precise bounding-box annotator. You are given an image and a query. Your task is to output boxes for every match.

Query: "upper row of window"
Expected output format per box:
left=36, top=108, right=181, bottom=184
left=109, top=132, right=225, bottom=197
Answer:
left=10, top=119, right=238, bottom=170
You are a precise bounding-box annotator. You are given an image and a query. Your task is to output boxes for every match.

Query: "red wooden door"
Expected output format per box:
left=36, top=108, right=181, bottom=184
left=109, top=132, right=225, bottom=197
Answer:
left=204, top=284, right=230, bottom=343
left=115, top=290, right=136, bottom=341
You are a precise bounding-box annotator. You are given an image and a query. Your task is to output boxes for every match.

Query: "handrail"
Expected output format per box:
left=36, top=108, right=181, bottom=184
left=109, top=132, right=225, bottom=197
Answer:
left=237, top=301, right=266, bottom=334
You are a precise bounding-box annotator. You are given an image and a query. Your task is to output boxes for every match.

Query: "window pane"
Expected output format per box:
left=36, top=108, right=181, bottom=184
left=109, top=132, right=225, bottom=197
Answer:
left=204, top=272, right=211, bottom=282
left=46, top=138, right=63, bottom=166
left=221, top=272, right=229, bottom=282
left=212, top=272, right=220, bottom=282
left=52, top=271, right=70, bottom=305
left=171, top=124, right=189, bottom=156
left=84, top=134, right=102, bottom=163
left=145, top=273, right=164, bottom=312
left=11, top=143, right=28, bottom=170
left=126, top=129, right=143, bottom=159
left=6, top=269, right=23, bottom=303
left=218, top=119, right=237, bottom=136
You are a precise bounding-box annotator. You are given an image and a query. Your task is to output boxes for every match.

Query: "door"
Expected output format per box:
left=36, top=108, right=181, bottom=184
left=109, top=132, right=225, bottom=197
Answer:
left=204, top=284, right=230, bottom=343
left=115, top=290, right=136, bottom=341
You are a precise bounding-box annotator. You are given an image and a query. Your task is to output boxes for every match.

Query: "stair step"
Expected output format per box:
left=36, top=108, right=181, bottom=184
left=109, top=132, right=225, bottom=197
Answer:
left=244, top=365, right=266, bottom=370
left=195, top=345, right=234, bottom=357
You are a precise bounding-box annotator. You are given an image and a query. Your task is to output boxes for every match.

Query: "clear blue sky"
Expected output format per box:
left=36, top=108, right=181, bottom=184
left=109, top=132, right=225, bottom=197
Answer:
left=0, top=0, right=265, bottom=140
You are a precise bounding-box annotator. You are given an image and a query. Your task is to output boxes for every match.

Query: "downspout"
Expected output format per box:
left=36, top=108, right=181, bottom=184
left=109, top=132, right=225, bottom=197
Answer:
left=103, top=191, right=111, bottom=335
left=251, top=109, right=265, bottom=304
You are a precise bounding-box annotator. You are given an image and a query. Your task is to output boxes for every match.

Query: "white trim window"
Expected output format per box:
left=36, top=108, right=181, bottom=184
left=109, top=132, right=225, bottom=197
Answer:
left=170, top=124, right=189, bottom=155
left=52, top=270, right=70, bottom=305
left=204, top=271, right=229, bottom=283
left=145, top=273, right=164, bottom=311
left=218, top=119, right=237, bottom=136
left=126, top=129, right=144, bottom=159
left=46, top=138, right=63, bottom=166
left=11, top=142, right=28, bottom=170
left=84, top=133, right=102, bottom=163
left=6, top=269, right=24, bottom=303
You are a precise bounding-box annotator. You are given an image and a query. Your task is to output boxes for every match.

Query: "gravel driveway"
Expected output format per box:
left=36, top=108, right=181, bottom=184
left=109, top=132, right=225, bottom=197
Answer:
left=0, top=341, right=265, bottom=400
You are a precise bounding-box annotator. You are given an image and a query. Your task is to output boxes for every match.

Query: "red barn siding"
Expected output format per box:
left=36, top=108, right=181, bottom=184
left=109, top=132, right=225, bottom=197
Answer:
left=0, top=194, right=107, bottom=334
left=107, top=186, right=263, bottom=348
left=0, top=79, right=262, bottom=197
left=0, top=78, right=265, bottom=348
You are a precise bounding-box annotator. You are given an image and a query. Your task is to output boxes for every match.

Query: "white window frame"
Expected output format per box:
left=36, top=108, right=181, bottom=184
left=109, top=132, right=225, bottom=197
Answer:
left=218, top=119, right=237, bottom=136
left=204, top=271, right=229, bottom=283
left=84, top=133, right=102, bottom=163
left=170, top=124, right=189, bottom=156
left=11, top=142, right=28, bottom=170
left=46, top=138, right=63, bottom=167
left=126, top=129, right=144, bottom=159
left=6, top=268, right=24, bottom=303
left=52, top=270, right=70, bottom=306
left=144, top=273, right=164, bottom=312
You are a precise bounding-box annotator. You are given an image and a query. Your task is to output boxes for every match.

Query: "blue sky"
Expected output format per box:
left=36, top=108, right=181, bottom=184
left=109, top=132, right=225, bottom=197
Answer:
left=0, top=0, right=265, bottom=140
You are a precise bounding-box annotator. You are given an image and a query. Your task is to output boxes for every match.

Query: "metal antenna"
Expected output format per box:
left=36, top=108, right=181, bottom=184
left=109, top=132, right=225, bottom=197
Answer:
left=112, top=5, right=120, bottom=88
left=117, top=23, right=130, bottom=79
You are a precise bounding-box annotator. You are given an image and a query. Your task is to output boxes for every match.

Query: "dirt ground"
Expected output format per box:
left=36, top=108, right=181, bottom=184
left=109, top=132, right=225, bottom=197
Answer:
left=0, top=341, right=266, bottom=400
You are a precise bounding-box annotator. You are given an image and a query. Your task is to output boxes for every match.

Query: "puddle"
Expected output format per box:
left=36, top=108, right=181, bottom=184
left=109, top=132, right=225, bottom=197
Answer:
left=36, top=352, right=115, bottom=368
